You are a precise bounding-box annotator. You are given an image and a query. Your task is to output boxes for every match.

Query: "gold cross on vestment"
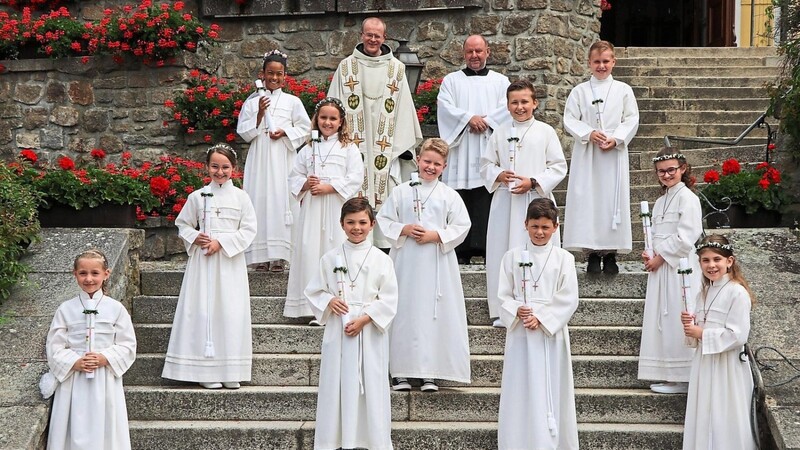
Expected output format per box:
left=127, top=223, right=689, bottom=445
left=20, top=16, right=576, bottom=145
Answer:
left=376, top=136, right=391, bottom=151
left=344, top=76, right=360, bottom=92
left=386, top=81, right=400, bottom=94
left=352, top=133, right=364, bottom=146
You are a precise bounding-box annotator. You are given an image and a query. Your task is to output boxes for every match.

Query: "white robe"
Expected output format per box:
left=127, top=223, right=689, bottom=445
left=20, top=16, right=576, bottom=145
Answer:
left=328, top=44, right=423, bottom=248
left=46, top=293, right=136, bottom=450
left=437, top=69, right=510, bottom=190
left=238, top=88, right=311, bottom=265
left=497, top=242, right=579, bottom=450
left=162, top=180, right=257, bottom=382
left=481, top=118, right=567, bottom=319
left=305, top=240, right=398, bottom=450
left=284, top=135, right=364, bottom=317
left=683, top=275, right=756, bottom=450
left=562, top=75, right=639, bottom=253
left=377, top=179, right=472, bottom=382
left=638, top=183, right=704, bottom=382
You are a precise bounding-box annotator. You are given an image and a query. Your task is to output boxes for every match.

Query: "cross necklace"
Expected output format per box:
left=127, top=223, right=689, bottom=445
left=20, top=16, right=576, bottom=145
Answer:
left=316, top=137, right=338, bottom=170
left=701, top=279, right=730, bottom=325
left=342, top=244, right=373, bottom=291
left=525, top=243, right=554, bottom=291
left=589, top=79, right=614, bottom=129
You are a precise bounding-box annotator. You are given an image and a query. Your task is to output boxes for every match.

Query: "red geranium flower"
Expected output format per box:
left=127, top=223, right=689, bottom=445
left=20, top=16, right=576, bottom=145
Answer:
left=20, top=149, right=38, bottom=163
left=703, top=169, right=720, bottom=184
left=758, top=178, right=770, bottom=190
left=721, top=158, right=741, bottom=176
left=90, top=148, right=106, bottom=160
left=149, top=176, right=171, bottom=197
left=58, top=156, right=75, bottom=170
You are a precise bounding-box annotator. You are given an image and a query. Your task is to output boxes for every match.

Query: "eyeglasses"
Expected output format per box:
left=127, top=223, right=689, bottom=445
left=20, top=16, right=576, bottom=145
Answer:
left=656, top=166, right=681, bottom=177
left=361, top=32, right=384, bottom=40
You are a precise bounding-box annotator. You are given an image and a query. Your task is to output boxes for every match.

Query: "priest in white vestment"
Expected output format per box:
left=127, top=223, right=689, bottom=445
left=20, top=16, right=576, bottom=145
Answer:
left=305, top=206, right=398, bottom=450
left=46, top=293, right=136, bottom=450
left=437, top=34, right=510, bottom=264
left=562, top=41, right=639, bottom=274
left=238, top=50, right=311, bottom=270
left=497, top=198, right=579, bottom=450
left=163, top=177, right=257, bottom=385
left=327, top=17, right=423, bottom=248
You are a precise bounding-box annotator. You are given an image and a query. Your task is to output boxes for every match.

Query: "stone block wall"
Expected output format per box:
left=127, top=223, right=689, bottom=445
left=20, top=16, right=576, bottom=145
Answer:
left=0, top=0, right=600, bottom=162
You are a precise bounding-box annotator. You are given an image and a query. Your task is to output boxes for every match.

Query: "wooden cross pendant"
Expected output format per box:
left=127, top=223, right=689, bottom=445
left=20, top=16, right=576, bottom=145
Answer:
left=349, top=281, right=356, bottom=290
left=533, top=281, right=539, bottom=291
left=215, top=209, right=221, bottom=217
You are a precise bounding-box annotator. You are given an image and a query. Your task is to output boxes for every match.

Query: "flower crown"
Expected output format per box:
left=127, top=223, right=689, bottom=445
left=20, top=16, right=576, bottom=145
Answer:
left=207, top=143, right=237, bottom=158
left=652, top=153, right=686, bottom=163
left=263, top=49, right=288, bottom=63
left=696, top=241, right=734, bottom=253
left=315, top=97, right=345, bottom=115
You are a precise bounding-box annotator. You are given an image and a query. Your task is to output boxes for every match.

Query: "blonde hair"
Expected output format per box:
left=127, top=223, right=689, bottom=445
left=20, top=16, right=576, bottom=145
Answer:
left=419, top=138, right=449, bottom=159
left=73, top=249, right=110, bottom=294
left=696, top=235, right=755, bottom=304
left=589, top=40, right=615, bottom=58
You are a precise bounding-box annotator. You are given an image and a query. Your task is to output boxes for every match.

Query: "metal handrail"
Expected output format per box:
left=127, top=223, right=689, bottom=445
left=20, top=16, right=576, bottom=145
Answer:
left=663, top=112, right=774, bottom=164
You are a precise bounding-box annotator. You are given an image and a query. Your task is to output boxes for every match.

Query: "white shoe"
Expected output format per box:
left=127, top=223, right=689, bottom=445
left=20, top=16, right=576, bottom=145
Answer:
left=222, top=382, right=240, bottom=389
left=492, top=319, right=505, bottom=328
left=650, top=382, right=688, bottom=394
left=200, top=382, right=222, bottom=389
left=420, top=379, right=439, bottom=392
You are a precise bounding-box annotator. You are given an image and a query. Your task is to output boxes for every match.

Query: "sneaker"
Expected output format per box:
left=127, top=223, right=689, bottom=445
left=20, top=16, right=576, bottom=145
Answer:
left=309, top=319, right=323, bottom=326
left=222, top=382, right=240, bottom=389
left=392, top=377, right=411, bottom=391
left=492, top=318, right=505, bottom=328
left=587, top=253, right=601, bottom=273
left=602, top=253, right=619, bottom=274
left=420, top=379, right=439, bottom=392
left=199, top=382, right=222, bottom=389
left=650, top=382, right=688, bottom=394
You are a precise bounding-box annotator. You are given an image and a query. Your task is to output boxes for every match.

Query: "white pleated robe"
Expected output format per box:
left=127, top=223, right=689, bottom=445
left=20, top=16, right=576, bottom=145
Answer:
left=162, top=180, right=257, bottom=383
left=481, top=118, right=567, bottom=318
left=46, top=294, right=136, bottom=450
left=497, top=242, right=579, bottom=450
left=238, top=89, right=311, bottom=265
left=683, top=275, right=756, bottom=450
left=437, top=69, right=510, bottom=190
left=284, top=135, right=364, bottom=317
left=638, top=183, right=704, bottom=382
left=377, top=179, right=472, bottom=382
left=562, top=75, right=639, bottom=253
left=305, top=240, right=398, bottom=450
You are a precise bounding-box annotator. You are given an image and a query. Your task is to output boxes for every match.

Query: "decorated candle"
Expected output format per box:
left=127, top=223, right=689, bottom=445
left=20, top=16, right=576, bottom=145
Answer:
left=311, top=130, right=319, bottom=140
left=509, top=127, right=517, bottom=139
left=254, top=79, right=276, bottom=133
left=679, top=257, right=694, bottom=315
left=410, top=172, right=419, bottom=184
left=640, top=201, right=649, bottom=214
left=520, top=250, right=531, bottom=265
left=84, top=298, right=96, bottom=379
left=641, top=200, right=654, bottom=257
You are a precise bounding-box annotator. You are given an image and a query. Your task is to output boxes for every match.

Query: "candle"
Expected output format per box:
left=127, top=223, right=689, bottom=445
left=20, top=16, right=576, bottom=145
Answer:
left=311, top=130, right=319, bottom=140
left=336, top=254, right=345, bottom=269
left=679, top=257, right=690, bottom=271
left=84, top=298, right=96, bottom=379
left=509, top=127, right=517, bottom=139
left=640, top=201, right=649, bottom=214
left=335, top=254, right=351, bottom=327
left=520, top=250, right=530, bottom=264
left=641, top=200, right=653, bottom=257
left=410, top=172, right=419, bottom=184
left=254, top=79, right=276, bottom=133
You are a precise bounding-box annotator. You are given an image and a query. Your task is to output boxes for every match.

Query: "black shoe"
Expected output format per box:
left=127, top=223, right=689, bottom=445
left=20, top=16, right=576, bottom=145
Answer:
left=391, top=377, right=411, bottom=391
left=603, top=253, right=619, bottom=274
left=457, top=256, right=471, bottom=265
left=587, top=253, right=601, bottom=273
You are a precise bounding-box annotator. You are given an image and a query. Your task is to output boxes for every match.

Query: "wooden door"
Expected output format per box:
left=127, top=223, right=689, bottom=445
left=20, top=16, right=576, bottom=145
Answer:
left=707, top=0, right=736, bottom=46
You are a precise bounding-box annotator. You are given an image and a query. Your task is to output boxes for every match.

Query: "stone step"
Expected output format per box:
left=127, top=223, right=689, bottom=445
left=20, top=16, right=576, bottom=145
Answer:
left=617, top=56, right=776, bottom=68
left=635, top=97, right=770, bottom=112
left=639, top=110, right=768, bottom=124
left=123, top=386, right=686, bottom=424
left=636, top=144, right=769, bottom=166
left=618, top=46, right=777, bottom=58
left=634, top=86, right=770, bottom=99
left=618, top=75, right=777, bottom=88
left=139, top=262, right=647, bottom=298
left=134, top=324, right=642, bottom=356
left=128, top=420, right=684, bottom=450
left=132, top=296, right=645, bottom=326
left=635, top=123, right=768, bottom=139
left=126, top=353, right=647, bottom=389
left=614, top=65, right=778, bottom=77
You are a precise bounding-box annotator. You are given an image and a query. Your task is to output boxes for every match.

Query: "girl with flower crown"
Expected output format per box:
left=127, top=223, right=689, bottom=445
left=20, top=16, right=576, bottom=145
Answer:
left=162, top=144, right=257, bottom=389
left=681, top=235, right=757, bottom=450
left=638, top=148, right=703, bottom=394
left=238, top=49, right=311, bottom=273
left=284, top=97, right=364, bottom=320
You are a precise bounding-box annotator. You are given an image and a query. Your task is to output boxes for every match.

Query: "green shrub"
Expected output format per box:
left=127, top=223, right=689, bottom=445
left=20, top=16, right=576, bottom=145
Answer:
left=769, top=0, right=800, bottom=158
left=0, top=164, right=40, bottom=302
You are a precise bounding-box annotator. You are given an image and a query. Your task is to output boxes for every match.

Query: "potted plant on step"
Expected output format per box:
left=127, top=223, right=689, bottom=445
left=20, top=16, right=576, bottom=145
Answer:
left=700, top=158, right=790, bottom=228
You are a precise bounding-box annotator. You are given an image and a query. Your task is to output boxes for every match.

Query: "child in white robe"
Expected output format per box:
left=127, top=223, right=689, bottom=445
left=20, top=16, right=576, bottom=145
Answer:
left=481, top=79, right=567, bottom=327
left=305, top=197, right=399, bottom=450
left=284, top=97, right=364, bottom=320
left=162, top=144, right=257, bottom=389
left=238, top=49, right=311, bottom=272
left=638, top=149, right=703, bottom=394
left=562, top=40, right=640, bottom=274
left=497, top=198, right=579, bottom=450
left=45, top=249, right=136, bottom=450
left=377, top=138, right=472, bottom=392
left=681, top=235, right=757, bottom=450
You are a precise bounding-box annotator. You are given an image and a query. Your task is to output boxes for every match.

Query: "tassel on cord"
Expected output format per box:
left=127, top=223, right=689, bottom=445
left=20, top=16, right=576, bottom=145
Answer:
left=543, top=335, right=558, bottom=438
left=204, top=259, right=215, bottom=358
left=285, top=209, right=293, bottom=226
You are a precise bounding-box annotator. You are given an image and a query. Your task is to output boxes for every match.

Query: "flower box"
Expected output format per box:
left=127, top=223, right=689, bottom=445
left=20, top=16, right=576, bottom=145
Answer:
left=38, top=203, right=137, bottom=228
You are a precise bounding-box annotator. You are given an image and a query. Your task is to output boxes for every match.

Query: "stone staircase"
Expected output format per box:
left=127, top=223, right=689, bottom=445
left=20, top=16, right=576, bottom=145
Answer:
left=556, top=46, right=780, bottom=260
left=127, top=262, right=684, bottom=449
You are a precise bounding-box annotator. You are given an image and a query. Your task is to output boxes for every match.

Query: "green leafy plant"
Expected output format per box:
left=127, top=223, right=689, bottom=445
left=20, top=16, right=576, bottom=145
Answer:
left=285, top=75, right=330, bottom=118
left=701, top=157, right=791, bottom=214
left=412, top=78, right=442, bottom=125
left=0, top=163, right=40, bottom=302
left=768, top=0, right=800, bottom=158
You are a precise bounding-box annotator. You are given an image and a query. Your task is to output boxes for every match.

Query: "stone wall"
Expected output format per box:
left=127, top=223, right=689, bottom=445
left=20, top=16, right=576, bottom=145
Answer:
left=0, top=0, right=600, bottom=162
